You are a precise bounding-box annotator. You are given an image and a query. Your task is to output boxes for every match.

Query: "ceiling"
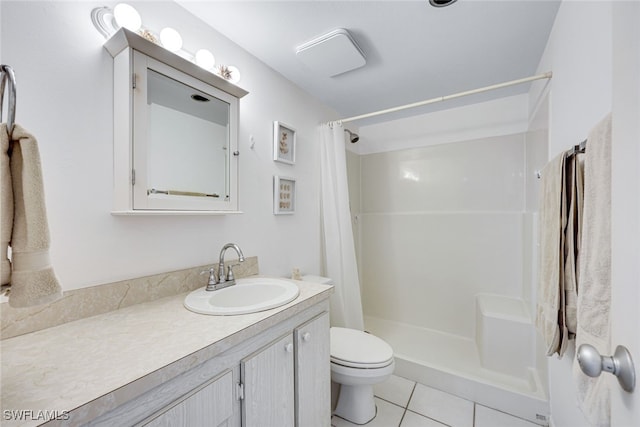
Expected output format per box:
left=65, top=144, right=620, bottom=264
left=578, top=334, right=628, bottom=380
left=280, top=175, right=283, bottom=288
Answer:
left=177, top=0, right=560, bottom=125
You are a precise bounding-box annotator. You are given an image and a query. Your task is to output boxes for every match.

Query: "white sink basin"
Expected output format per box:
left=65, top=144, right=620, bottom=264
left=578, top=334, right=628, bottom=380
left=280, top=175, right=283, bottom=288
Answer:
left=184, top=277, right=300, bottom=315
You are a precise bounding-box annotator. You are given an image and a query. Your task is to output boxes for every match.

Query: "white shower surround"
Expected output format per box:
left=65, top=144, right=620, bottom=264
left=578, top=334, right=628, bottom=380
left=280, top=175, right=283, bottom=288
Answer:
left=358, top=134, right=527, bottom=338
left=348, top=95, right=549, bottom=424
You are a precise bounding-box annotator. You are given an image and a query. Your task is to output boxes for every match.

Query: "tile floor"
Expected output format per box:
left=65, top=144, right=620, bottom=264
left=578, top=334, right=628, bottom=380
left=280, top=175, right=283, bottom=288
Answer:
left=331, top=375, right=540, bottom=427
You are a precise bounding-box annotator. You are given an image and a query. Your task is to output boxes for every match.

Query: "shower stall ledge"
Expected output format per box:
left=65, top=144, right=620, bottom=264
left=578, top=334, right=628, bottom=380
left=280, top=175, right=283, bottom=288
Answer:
left=476, top=294, right=535, bottom=378
left=364, top=314, right=550, bottom=426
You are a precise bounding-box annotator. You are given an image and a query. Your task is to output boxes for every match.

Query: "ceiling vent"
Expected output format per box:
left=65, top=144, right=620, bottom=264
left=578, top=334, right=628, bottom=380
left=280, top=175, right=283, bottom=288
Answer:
left=295, top=29, right=366, bottom=77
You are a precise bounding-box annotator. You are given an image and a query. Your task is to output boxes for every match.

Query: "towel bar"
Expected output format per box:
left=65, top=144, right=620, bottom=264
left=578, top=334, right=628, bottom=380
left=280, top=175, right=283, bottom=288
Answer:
left=536, top=139, right=587, bottom=179
left=0, top=64, right=17, bottom=140
left=567, top=139, right=587, bottom=157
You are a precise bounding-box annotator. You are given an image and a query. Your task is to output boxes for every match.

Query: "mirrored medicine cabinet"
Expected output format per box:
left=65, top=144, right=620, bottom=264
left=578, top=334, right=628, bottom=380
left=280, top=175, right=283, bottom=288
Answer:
left=105, top=29, right=248, bottom=214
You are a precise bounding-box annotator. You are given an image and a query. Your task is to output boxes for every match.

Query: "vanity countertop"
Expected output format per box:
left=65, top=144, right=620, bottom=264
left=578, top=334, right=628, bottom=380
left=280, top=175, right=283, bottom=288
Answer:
left=0, top=278, right=332, bottom=427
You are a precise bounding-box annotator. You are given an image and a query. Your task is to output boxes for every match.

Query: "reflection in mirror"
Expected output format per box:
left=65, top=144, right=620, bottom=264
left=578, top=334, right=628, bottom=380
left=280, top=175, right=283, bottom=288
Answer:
left=146, top=69, right=230, bottom=200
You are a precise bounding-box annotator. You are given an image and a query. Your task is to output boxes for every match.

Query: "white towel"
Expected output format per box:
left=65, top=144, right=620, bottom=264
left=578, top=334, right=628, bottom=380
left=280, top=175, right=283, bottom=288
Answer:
left=536, top=152, right=568, bottom=356
left=573, top=114, right=612, bottom=427
left=3, top=124, right=62, bottom=307
left=537, top=144, right=587, bottom=359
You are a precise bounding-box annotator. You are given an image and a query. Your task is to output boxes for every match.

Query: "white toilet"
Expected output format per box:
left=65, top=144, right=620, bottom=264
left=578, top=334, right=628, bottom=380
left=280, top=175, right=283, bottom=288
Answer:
left=302, top=276, right=395, bottom=425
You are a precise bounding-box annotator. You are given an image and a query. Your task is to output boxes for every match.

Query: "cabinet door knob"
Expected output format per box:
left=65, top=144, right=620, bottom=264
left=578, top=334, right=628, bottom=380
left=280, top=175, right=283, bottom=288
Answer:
left=285, top=343, right=294, bottom=353
left=302, top=332, right=311, bottom=342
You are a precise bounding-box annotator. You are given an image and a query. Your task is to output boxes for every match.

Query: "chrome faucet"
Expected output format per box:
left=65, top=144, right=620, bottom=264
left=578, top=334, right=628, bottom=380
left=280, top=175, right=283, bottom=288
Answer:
left=218, top=242, right=245, bottom=285
left=203, top=243, right=245, bottom=291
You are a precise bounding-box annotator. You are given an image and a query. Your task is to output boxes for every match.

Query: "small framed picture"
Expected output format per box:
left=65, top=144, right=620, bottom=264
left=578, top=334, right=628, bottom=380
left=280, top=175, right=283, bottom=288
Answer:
left=273, top=121, right=296, bottom=165
left=274, top=176, right=296, bottom=214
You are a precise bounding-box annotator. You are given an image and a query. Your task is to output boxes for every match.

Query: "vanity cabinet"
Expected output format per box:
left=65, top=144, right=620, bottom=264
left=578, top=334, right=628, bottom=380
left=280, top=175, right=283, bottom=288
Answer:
left=240, top=312, right=330, bottom=427
left=88, top=303, right=330, bottom=427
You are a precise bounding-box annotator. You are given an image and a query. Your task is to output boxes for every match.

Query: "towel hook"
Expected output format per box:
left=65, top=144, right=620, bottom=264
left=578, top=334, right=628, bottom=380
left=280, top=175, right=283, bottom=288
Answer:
left=0, top=64, right=17, bottom=140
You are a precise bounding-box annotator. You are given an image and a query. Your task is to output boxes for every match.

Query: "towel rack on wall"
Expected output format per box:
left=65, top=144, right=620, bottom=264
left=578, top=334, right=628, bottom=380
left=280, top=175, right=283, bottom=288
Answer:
left=567, top=139, right=587, bottom=158
left=535, top=139, right=587, bottom=179
left=0, top=64, right=17, bottom=140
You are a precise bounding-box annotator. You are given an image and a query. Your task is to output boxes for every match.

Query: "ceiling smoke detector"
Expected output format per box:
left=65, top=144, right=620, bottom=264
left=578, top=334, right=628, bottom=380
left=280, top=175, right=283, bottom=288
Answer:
left=429, top=0, right=458, bottom=7
left=295, top=29, right=366, bottom=77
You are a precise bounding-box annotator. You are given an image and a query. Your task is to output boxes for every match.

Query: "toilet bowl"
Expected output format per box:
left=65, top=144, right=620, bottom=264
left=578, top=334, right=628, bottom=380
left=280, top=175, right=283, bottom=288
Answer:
left=302, top=275, right=395, bottom=425
left=331, top=327, right=395, bottom=424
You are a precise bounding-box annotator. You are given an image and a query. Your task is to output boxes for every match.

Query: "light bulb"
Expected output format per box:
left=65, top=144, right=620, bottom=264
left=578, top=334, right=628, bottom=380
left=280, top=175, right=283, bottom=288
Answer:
left=227, top=65, right=241, bottom=84
left=195, top=49, right=216, bottom=70
left=160, top=27, right=183, bottom=52
left=113, top=3, right=141, bottom=32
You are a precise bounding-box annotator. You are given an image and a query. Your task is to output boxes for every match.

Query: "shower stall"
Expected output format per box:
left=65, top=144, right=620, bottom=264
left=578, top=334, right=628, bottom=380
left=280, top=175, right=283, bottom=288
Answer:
left=346, top=97, right=550, bottom=425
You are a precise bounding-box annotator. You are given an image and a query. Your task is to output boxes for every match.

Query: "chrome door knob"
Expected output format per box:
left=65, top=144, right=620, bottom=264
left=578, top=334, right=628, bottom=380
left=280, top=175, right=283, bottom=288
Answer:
left=577, top=344, right=636, bottom=392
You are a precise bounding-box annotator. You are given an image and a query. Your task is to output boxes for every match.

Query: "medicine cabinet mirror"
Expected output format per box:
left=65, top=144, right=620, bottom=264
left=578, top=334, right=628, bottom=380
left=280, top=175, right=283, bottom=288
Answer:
left=105, top=29, right=248, bottom=214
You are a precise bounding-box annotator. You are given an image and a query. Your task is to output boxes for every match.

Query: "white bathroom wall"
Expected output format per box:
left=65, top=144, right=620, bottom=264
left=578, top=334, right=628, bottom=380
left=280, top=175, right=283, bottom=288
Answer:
left=0, top=1, right=337, bottom=292
left=527, top=2, right=613, bottom=426
left=529, top=1, right=612, bottom=159
left=357, top=128, right=528, bottom=339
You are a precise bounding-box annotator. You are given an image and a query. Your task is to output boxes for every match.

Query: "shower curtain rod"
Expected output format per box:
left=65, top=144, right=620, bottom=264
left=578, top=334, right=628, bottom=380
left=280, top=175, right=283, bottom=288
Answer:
left=334, top=71, right=553, bottom=124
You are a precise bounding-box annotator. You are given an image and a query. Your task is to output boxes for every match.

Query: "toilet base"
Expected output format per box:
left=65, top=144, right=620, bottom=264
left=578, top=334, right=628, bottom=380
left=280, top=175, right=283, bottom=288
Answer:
left=334, top=384, right=376, bottom=425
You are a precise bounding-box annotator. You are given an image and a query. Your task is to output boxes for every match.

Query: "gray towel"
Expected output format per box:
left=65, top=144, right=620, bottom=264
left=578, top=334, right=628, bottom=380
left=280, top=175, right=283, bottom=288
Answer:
left=3, top=124, right=62, bottom=307
left=563, top=152, right=584, bottom=337
left=1, top=124, right=12, bottom=286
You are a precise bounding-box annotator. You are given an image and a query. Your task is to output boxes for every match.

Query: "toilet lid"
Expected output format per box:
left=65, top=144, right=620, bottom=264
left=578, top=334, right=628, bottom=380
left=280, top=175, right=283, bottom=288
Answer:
left=330, top=327, right=393, bottom=368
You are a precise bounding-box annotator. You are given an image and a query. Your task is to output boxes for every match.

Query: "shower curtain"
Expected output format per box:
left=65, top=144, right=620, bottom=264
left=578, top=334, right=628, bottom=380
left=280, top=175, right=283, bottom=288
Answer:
left=319, top=123, right=364, bottom=331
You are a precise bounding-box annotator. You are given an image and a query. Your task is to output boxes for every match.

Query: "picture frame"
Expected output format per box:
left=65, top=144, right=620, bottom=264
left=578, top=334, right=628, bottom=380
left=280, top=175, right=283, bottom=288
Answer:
left=273, top=121, right=296, bottom=164
left=273, top=176, right=296, bottom=214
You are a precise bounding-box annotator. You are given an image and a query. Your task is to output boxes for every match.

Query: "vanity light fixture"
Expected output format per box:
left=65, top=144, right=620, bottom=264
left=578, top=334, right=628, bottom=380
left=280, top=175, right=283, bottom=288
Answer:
left=113, top=3, right=142, bottom=32
left=91, top=4, right=241, bottom=84
left=195, top=49, right=216, bottom=70
left=90, top=6, right=118, bottom=38
left=159, top=27, right=183, bottom=52
left=91, top=3, right=142, bottom=38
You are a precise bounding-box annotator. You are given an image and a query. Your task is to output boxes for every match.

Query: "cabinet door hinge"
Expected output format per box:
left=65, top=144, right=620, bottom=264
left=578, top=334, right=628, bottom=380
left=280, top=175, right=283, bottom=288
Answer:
left=237, top=383, right=244, bottom=401
left=131, top=169, right=136, bottom=186
left=132, top=73, right=137, bottom=89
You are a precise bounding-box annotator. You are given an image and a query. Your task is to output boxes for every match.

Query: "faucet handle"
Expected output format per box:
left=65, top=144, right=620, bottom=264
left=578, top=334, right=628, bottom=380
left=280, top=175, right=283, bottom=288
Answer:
left=226, top=264, right=240, bottom=282
left=200, top=267, right=217, bottom=290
